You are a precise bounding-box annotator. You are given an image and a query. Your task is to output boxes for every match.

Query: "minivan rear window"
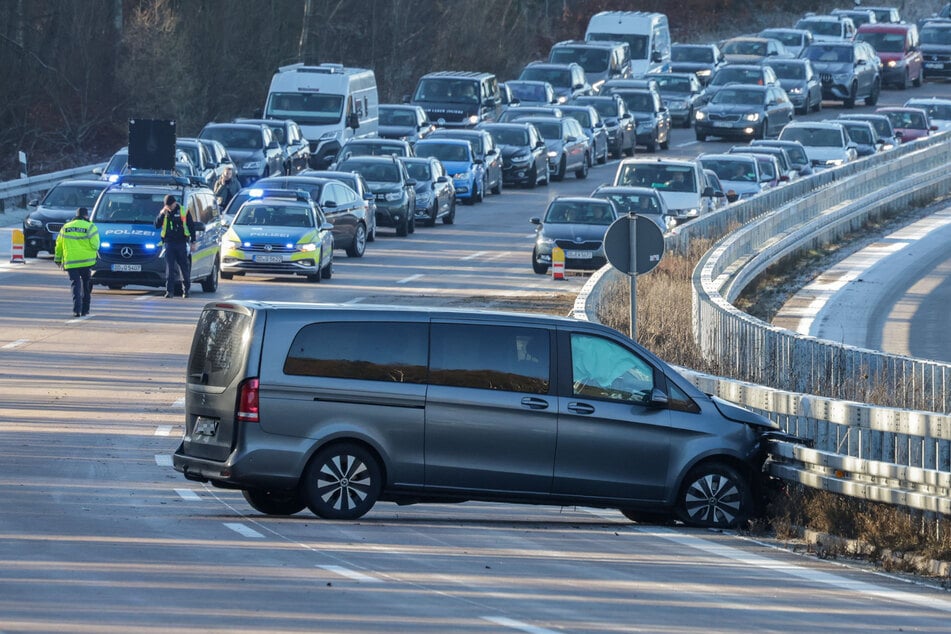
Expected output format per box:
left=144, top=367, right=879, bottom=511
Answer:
left=188, top=309, right=252, bottom=387
left=284, top=322, right=428, bottom=383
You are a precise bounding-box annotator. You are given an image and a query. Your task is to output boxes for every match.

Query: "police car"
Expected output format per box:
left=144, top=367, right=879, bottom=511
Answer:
left=90, top=174, right=223, bottom=292
left=220, top=188, right=334, bottom=282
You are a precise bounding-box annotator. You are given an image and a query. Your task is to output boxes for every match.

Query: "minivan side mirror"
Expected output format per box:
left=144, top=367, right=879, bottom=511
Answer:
left=347, top=112, right=360, bottom=129
left=651, top=50, right=663, bottom=63
left=702, top=186, right=715, bottom=197
left=530, top=217, right=542, bottom=225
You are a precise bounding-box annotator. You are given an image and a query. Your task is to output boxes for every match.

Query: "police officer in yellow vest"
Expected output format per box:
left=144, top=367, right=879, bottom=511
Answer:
left=154, top=194, right=196, bottom=298
left=54, top=206, right=100, bottom=317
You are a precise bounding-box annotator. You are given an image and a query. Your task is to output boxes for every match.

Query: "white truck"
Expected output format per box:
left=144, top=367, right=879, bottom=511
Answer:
left=263, top=63, right=378, bottom=170
left=585, top=11, right=671, bottom=76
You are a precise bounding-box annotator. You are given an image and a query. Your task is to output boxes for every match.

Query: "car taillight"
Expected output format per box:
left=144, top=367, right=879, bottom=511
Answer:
left=236, top=378, right=259, bottom=422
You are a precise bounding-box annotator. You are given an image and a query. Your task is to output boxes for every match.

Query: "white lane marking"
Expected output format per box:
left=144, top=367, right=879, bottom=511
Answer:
left=172, top=397, right=185, bottom=409
left=154, top=454, right=173, bottom=467
left=317, top=565, right=384, bottom=583
left=224, top=522, right=264, bottom=539
left=482, top=617, right=560, bottom=634
left=397, top=273, right=424, bottom=284
left=646, top=527, right=951, bottom=614
left=66, top=315, right=90, bottom=323
left=1, top=339, right=28, bottom=350
left=344, top=297, right=365, bottom=304
left=175, top=488, right=201, bottom=501
left=462, top=251, right=488, bottom=261
left=676, top=140, right=699, bottom=147
left=134, top=294, right=153, bottom=302
left=154, top=426, right=173, bottom=436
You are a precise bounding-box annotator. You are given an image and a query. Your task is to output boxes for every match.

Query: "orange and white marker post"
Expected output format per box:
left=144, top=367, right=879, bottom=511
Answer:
left=551, top=246, right=565, bottom=280
left=10, top=229, right=25, bottom=263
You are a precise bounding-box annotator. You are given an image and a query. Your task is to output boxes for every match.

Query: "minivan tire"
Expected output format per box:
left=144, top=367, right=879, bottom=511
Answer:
left=242, top=488, right=306, bottom=516
left=675, top=463, right=752, bottom=529
left=302, top=442, right=383, bottom=520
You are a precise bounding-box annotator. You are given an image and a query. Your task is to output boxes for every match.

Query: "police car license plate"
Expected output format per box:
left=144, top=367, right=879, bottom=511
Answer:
left=566, top=250, right=593, bottom=259
left=193, top=417, right=218, bottom=437
left=254, top=254, right=283, bottom=264
left=926, top=62, right=943, bottom=69
left=111, top=264, right=141, bottom=272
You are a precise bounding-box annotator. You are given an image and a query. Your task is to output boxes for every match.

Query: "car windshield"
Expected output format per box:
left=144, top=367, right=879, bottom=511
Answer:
left=766, top=143, right=808, bottom=165
left=804, top=45, right=853, bottom=63
left=202, top=127, right=262, bottom=150
left=768, top=62, right=805, bottom=79
left=104, top=153, right=128, bottom=175
left=265, top=92, right=344, bottom=126
left=565, top=110, right=592, bottom=128
left=798, top=20, right=843, bottom=37
left=486, top=127, right=529, bottom=146
left=379, top=108, right=418, bottom=127
left=882, top=110, right=928, bottom=130
left=94, top=192, right=170, bottom=224
left=653, top=75, right=693, bottom=93
left=597, top=192, right=662, bottom=215
left=616, top=92, right=653, bottom=112
left=234, top=203, right=314, bottom=227
left=909, top=102, right=951, bottom=120
left=756, top=157, right=776, bottom=180
left=339, top=160, right=401, bottom=182
left=578, top=99, right=616, bottom=118
left=700, top=159, right=757, bottom=182
left=343, top=142, right=405, bottom=158
left=550, top=47, right=610, bottom=73
left=435, top=133, right=483, bottom=155
left=589, top=32, right=648, bottom=59
left=921, top=27, right=951, bottom=46
left=415, top=142, right=471, bottom=162
left=519, top=67, right=572, bottom=88
left=529, top=121, right=562, bottom=139
left=403, top=162, right=432, bottom=181
left=177, top=145, right=199, bottom=166
left=616, top=164, right=697, bottom=191
left=712, top=88, right=763, bottom=106
left=42, top=184, right=106, bottom=208
left=711, top=67, right=764, bottom=86
left=544, top=201, right=615, bottom=224
left=781, top=126, right=844, bottom=147
left=856, top=31, right=905, bottom=53
left=845, top=125, right=874, bottom=144
left=413, top=78, right=479, bottom=104
left=723, top=40, right=768, bottom=56
left=508, top=82, right=551, bottom=103
left=671, top=46, right=713, bottom=63
left=763, top=31, right=804, bottom=48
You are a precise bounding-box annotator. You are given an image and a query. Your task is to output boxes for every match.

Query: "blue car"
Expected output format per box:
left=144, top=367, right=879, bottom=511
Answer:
left=413, top=138, right=484, bottom=204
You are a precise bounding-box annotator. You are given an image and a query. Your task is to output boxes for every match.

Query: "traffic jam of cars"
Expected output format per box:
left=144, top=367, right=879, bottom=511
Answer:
left=16, top=6, right=950, bottom=528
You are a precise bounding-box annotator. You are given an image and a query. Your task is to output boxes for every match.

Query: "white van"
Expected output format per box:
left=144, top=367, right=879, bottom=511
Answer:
left=612, top=158, right=719, bottom=224
left=263, top=63, right=378, bottom=170
left=585, top=11, right=671, bottom=76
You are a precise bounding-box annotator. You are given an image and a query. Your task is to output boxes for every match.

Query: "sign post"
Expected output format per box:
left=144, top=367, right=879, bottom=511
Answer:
left=603, top=214, right=665, bottom=340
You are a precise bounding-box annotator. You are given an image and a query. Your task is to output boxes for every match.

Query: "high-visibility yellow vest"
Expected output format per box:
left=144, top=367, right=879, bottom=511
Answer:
left=160, top=205, right=191, bottom=239
left=54, top=218, right=100, bottom=269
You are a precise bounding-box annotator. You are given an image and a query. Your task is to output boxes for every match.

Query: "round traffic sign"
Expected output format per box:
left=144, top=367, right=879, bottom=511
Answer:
left=603, top=215, right=665, bottom=276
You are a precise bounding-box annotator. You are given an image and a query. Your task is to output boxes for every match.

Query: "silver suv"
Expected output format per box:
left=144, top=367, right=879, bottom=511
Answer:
left=173, top=302, right=789, bottom=528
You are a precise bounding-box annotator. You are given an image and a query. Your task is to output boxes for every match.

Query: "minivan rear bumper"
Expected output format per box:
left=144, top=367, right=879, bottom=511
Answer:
left=173, top=447, right=304, bottom=491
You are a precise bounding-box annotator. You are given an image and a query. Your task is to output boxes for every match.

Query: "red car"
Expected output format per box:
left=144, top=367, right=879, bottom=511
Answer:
left=874, top=107, right=936, bottom=143
left=856, top=23, right=924, bottom=89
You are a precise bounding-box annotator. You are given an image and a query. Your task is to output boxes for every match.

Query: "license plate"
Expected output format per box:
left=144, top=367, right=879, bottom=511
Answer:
left=193, top=417, right=218, bottom=437
left=111, top=263, right=141, bottom=272
left=926, top=62, right=943, bottom=69
left=565, top=250, right=593, bottom=259
left=713, top=121, right=731, bottom=128
left=254, top=254, right=283, bottom=264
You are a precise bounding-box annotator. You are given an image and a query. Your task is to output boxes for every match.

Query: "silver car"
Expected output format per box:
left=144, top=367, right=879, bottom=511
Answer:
left=173, top=302, right=786, bottom=528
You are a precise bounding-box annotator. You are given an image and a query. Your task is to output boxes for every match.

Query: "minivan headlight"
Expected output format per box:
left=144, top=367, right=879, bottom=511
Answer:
left=384, top=191, right=403, bottom=201
left=242, top=160, right=262, bottom=170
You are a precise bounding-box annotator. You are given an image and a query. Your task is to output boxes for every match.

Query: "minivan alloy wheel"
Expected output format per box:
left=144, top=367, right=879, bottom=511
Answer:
left=303, top=443, right=382, bottom=520
left=676, top=463, right=751, bottom=528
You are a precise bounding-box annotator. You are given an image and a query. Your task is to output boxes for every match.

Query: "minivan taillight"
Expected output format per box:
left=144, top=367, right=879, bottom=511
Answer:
left=236, top=378, right=260, bottom=422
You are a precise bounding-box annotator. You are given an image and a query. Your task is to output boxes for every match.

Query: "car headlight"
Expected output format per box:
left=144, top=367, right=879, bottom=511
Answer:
left=744, top=112, right=761, bottom=122
left=667, top=100, right=686, bottom=109
left=556, top=95, right=568, bottom=104
left=25, top=217, right=43, bottom=228
left=384, top=191, right=403, bottom=201
left=320, top=130, right=339, bottom=140
left=833, top=74, right=852, bottom=83
left=299, top=242, right=318, bottom=252
left=536, top=235, right=555, bottom=248
left=697, top=69, right=712, bottom=78
left=592, top=80, right=605, bottom=93
left=242, top=160, right=262, bottom=170
left=695, top=111, right=706, bottom=121
left=824, top=158, right=845, bottom=166
left=547, top=150, right=558, bottom=158
left=452, top=172, right=471, bottom=180
left=223, top=239, right=241, bottom=250
left=511, top=152, right=532, bottom=164
left=467, top=114, right=479, bottom=125
left=787, top=87, right=803, bottom=94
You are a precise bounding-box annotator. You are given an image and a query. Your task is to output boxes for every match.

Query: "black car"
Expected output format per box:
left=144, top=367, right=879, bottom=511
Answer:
left=530, top=196, right=617, bottom=274
left=428, top=128, right=504, bottom=195
left=477, top=121, right=549, bottom=188
left=557, top=104, right=609, bottom=165
left=378, top=104, right=434, bottom=144
left=518, top=61, right=592, bottom=103
left=335, top=156, right=417, bottom=237
left=198, top=122, right=285, bottom=187
left=695, top=84, right=794, bottom=142
left=400, top=156, right=456, bottom=226
left=801, top=41, right=882, bottom=109
left=236, top=175, right=375, bottom=257
left=305, top=169, right=378, bottom=242
left=920, top=19, right=951, bottom=80
left=764, top=58, right=823, bottom=116
left=610, top=88, right=671, bottom=153
left=700, top=64, right=779, bottom=105
left=23, top=179, right=110, bottom=257
left=571, top=95, right=636, bottom=159
left=233, top=118, right=311, bottom=175
left=669, top=43, right=726, bottom=85
left=650, top=72, right=704, bottom=128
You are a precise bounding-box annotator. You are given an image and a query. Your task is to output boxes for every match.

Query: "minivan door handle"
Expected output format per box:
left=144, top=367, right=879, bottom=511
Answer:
left=567, top=402, right=596, bottom=415
left=520, top=397, right=550, bottom=410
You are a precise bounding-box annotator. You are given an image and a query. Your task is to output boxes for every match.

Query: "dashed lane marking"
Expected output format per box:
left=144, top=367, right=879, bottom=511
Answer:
left=223, top=522, right=264, bottom=539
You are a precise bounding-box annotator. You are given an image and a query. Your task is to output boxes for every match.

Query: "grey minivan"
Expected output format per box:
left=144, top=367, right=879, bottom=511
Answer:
left=173, top=302, right=786, bottom=528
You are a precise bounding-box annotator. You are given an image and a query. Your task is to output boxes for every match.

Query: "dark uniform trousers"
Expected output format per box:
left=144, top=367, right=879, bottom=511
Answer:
left=67, top=266, right=93, bottom=315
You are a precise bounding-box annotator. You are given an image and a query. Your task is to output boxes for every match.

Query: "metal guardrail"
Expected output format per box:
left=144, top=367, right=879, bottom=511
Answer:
left=0, top=164, right=102, bottom=213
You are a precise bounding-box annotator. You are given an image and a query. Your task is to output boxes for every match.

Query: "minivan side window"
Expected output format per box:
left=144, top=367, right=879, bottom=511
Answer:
left=284, top=322, right=428, bottom=383
left=570, top=333, right=654, bottom=403
left=430, top=324, right=550, bottom=393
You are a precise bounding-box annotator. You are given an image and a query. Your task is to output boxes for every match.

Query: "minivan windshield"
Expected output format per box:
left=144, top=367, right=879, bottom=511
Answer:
left=856, top=31, right=905, bottom=53
left=550, top=47, right=610, bottom=73
left=589, top=32, right=648, bottom=60
left=615, top=164, right=697, bottom=191
left=94, top=192, right=171, bottom=224
left=413, top=78, right=480, bottom=104
left=265, top=92, right=344, bottom=126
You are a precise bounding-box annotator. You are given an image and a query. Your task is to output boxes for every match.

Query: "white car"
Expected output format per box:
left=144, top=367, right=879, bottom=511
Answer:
left=903, top=97, right=951, bottom=133
left=778, top=121, right=857, bottom=169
